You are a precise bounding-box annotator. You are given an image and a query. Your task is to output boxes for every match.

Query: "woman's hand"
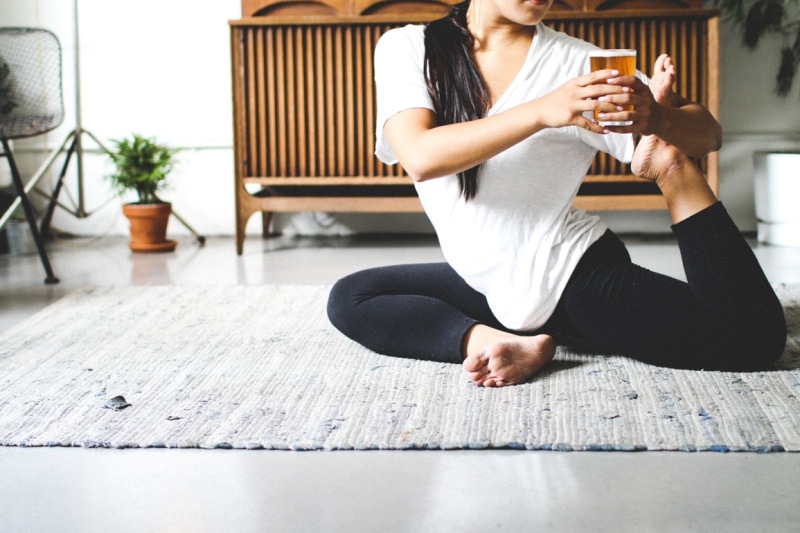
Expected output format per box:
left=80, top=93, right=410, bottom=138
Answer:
left=535, top=68, right=630, bottom=133
left=597, top=74, right=664, bottom=135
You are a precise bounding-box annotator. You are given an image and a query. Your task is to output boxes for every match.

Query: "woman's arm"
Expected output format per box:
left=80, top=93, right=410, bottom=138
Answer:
left=650, top=93, right=723, bottom=157
left=599, top=55, right=723, bottom=158
left=384, top=68, right=627, bottom=182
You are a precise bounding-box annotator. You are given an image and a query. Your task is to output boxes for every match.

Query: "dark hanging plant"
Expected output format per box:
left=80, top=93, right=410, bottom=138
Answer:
left=715, top=0, right=800, bottom=96
left=0, top=55, right=18, bottom=115
left=775, top=29, right=800, bottom=95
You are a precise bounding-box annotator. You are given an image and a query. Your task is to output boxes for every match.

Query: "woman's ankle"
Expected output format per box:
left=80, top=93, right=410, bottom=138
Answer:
left=659, top=168, right=717, bottom=224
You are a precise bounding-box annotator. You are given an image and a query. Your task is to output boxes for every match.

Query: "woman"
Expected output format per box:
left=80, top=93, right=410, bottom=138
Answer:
left=327, top=0, right=787, bottom=386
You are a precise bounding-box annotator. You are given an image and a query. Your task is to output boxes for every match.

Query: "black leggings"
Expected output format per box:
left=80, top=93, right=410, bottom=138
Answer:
left=327, top=202, right=787, bottom=371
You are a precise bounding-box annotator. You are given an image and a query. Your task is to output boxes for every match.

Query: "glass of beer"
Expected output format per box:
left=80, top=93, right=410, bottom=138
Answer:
left=589, top=49, right=636, bottom=126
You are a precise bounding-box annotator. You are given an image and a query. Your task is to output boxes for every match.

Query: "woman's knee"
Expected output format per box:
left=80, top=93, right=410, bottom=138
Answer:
left=327, top=271, right=368, bottom=334
left=743, top=299, right=788, bottom=369
left=710, top=319, right=787, bottom=371
left=752, top=318, right=788, bottom=368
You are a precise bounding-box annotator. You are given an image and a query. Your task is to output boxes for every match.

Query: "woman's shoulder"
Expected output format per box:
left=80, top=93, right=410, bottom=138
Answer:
left=536, top=24, right=599, bottom=74
left=375, top=24, right=427, bottom=68
left=538, top=24, right=597, bottom=55
left=377, top=24, right=426, bottom=50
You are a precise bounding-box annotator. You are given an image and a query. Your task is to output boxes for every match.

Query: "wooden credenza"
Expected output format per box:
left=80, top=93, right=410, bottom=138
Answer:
left=230, top=0, right=719, bottom=253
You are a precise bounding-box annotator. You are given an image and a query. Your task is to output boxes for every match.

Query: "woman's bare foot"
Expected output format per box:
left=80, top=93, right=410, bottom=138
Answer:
left=631, top=54, right=690, bottom=185
left=632, top=132, right=716, bottom=223
left=631, top=54, right=686, bottom=183
left=631, top=53, right=681, bottom=184
left=649, top=54, right=676, bottom=105
left=630, top=133, right=688, bottom=185
left=462, top=327, right=555, bottom=387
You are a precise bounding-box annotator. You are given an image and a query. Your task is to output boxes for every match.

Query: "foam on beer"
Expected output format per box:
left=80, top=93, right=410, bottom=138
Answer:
left=588, top=49, right=636, bottom=57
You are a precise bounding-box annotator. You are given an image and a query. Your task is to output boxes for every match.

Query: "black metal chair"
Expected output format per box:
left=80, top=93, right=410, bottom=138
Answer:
left=0, top=27, right=64, bottom=284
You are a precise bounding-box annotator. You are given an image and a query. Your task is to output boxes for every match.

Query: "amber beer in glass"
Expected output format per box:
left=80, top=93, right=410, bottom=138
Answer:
left=589, top=49, right=636, bottom=126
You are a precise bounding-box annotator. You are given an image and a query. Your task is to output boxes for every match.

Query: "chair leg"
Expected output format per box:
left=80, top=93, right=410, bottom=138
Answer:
left=40, top=135, right=78, bottom=238
left=2, top=139, right=59, bottom=284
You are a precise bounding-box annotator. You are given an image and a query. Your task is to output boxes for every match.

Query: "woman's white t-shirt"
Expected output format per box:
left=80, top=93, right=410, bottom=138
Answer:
left=374, top=23, right=637, bottom=331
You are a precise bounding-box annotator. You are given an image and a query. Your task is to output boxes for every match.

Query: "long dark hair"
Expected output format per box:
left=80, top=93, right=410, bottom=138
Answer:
left=424, top=0, right=488, bottom=200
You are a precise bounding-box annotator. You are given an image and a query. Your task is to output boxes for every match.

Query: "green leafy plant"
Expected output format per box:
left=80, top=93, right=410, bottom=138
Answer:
left=106, top=134, right=179, bottom=204
left=715, top=0, right=800, bottom=96
left=0, top=55, right=18, bottom=115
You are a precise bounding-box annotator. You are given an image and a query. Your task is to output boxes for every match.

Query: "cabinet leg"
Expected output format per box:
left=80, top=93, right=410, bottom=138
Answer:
left=236, top=209, right=251, bottom=255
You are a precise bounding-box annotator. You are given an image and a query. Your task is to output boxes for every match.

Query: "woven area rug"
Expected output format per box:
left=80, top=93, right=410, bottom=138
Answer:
left=1, top=284, right=799, bottom=451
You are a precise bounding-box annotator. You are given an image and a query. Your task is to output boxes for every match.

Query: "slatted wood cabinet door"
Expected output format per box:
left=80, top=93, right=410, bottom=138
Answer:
left=230, top=0, right=719, bottom=253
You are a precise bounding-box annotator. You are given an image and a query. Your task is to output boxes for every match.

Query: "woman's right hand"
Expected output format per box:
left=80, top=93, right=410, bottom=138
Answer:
left=532, top=68, right=626, bottom=132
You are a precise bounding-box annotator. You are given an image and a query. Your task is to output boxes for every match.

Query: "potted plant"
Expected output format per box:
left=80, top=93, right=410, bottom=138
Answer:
left=106, top=133, right=179, bottom=252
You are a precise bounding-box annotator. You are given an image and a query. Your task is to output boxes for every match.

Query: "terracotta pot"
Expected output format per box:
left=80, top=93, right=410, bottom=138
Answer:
left=121, top=202, right=177, bottom=253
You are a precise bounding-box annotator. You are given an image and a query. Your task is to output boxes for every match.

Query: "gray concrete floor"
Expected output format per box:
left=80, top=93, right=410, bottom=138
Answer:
left=2, top=231, right=800, bottom=532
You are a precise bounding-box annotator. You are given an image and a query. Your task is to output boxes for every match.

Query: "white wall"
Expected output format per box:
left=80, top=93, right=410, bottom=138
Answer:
left=1, top=0, right=241, bottom=238
left=2, top=0, right=799, bottom=237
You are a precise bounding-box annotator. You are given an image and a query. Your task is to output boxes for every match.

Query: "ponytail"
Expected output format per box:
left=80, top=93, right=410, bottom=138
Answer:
left=424, top=1, right=488, bottom=200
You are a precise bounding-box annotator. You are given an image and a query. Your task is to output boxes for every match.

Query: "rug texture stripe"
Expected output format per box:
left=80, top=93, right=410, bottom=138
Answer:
left=1, top=284, right=799, bottom=451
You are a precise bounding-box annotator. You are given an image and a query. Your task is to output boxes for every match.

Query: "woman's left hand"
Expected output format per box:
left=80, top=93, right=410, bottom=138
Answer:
left=594, top=75, right=665, bottom=136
